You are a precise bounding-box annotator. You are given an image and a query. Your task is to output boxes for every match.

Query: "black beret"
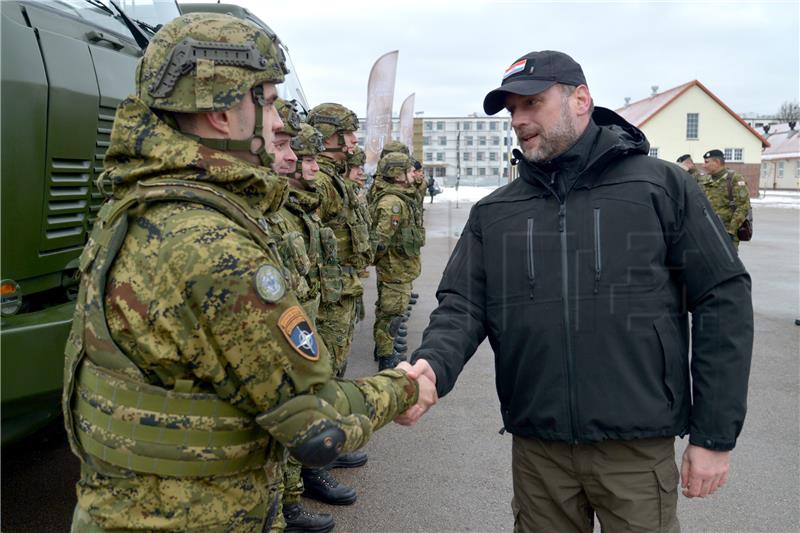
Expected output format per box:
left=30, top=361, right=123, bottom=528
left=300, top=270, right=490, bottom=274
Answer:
left=703, top=149, right=725, bottom=160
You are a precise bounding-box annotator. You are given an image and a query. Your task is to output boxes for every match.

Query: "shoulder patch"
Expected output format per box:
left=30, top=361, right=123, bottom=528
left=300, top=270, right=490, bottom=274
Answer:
left=392, top=204, right=401, bottom=214
left=737, top=180, right=746, bottom=186
left=255, top=264, right=286, bottom=303
left=278, top=306, right=319, bottom=361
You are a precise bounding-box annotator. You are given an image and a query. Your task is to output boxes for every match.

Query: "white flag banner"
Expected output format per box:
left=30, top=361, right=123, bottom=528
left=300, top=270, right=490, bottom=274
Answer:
left=398, top=93, right=415, bottom=153
left=364, top=50, right=398, bottom=175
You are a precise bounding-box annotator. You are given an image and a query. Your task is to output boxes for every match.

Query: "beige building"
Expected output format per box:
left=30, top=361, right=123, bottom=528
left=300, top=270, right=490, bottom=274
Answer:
left=616, top=80, right=769, bottom=192
left=760, top=123, right=800, bottom=190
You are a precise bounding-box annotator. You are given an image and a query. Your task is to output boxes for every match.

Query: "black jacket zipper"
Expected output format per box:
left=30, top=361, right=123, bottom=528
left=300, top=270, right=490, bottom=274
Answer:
left=703, top=207, right=735, bottom=263
left=526, top=217, right=535, bottom=299
left=558, top=200, right=580, bottom=443
left=593, top=208, right=602, bottom=294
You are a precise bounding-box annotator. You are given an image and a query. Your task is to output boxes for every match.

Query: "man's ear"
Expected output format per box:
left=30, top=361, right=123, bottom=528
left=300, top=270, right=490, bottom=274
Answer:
left=574, top=85, right=592, bottom=116
left=202, top=109, right=235, bottom=136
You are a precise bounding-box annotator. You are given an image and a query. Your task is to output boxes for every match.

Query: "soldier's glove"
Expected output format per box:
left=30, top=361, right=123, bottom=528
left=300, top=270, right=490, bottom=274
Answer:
left=256, top=395, right=372, bottom=468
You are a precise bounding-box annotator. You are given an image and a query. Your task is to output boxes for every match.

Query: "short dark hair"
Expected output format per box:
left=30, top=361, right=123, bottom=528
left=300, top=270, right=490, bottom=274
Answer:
left=558, top=83, right=594, bottom=115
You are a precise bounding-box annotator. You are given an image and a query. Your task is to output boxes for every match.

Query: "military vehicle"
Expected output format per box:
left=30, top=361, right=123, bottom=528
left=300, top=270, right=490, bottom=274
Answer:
left=0, top=0, right=308, bottom=445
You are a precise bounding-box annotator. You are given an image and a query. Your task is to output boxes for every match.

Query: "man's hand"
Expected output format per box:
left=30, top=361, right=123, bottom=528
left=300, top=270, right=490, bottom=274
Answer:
left=680, top=444, right=731, bottom=498
left=394, top=359, right=438, bottom=426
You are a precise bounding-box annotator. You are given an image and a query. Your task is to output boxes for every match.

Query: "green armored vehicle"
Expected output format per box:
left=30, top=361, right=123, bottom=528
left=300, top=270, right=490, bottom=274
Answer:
left=0, top=0, right=307, bottom=445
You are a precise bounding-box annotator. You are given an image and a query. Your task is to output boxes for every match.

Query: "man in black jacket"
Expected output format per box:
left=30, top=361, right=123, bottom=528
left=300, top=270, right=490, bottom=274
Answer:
left=398, top=51, right=753, bottom=532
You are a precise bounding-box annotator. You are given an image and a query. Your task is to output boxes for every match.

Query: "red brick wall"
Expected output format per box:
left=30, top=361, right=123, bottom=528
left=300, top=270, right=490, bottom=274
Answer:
left=726, top=163, right=760, bottom=197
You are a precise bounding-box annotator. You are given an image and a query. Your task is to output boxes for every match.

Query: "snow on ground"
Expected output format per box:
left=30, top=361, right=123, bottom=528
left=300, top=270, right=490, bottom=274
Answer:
left=431, top=186, right=800, bottom=209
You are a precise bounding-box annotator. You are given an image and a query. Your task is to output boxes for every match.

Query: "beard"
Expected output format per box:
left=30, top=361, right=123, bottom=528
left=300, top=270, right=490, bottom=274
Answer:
left=518, top=101, right=580, bottom=162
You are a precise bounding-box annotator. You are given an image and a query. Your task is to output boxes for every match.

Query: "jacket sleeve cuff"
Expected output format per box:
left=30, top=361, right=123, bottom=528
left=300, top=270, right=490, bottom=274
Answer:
left=688, top=433, right=736, bottom=451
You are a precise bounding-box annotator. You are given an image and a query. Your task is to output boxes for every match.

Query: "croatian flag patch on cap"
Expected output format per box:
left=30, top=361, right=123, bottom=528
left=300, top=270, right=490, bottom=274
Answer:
left=503, top=59, right=527, bottom=79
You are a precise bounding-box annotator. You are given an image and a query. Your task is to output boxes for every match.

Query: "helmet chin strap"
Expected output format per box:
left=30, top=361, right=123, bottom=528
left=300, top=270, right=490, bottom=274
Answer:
left=186, top=85, right=275, bottom=168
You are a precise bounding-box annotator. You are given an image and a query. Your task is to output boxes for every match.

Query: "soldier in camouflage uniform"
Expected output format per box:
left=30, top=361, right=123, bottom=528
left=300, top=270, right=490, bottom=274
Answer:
left=307, top=104, right=373, bottom=378
left=370, top=153, right=424, bottom=370
left=346, top=146, right=371, bottom=281
left=701, top=149, right=753, bottom=249
left=677, top=154, right=702, bottom=181
left=62, top=14, right=433, bottom=532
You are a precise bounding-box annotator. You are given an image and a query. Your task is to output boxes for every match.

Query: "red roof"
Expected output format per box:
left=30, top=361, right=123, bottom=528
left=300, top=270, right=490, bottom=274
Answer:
left=615, top=80, right=770, bottom=147
left=762, top=123, right=800, bottom=160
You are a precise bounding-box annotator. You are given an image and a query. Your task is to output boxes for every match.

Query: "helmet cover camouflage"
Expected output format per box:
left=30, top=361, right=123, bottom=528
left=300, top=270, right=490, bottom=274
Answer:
left=291, top=124, right=326, bottom=157
left=306, top=103, right=359, bottom=139
left=276, top=99, right=302, bottom=136
left=347, top=146, right=366, bottom=168
left=137, top=13, right=287, bottom=112
left=377, top=152, right=413, bottom=180
left=380, top=140, right=410, bottom=158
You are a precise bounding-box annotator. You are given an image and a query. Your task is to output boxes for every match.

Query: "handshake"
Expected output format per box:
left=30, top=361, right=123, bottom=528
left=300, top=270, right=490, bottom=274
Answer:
left=394, top=359, right=438, bottom=426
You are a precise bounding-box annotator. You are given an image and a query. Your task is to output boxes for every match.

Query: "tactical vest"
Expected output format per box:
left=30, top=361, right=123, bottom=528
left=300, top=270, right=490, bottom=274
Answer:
left=283, top=193, right=343, bottom=308
left=318, top=162, right=373, bottom=270
left=63, top=179, right=291, bottom=479
left=371, top=188, right=425, bottom=258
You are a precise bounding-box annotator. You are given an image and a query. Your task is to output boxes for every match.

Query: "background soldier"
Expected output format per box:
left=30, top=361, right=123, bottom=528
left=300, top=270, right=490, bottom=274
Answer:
left=346, top=146, right=372, bottom=281
left=677, top=153, right=702, bottom=181
left=370, top=153, right=423, bottom=370
left=701, top=149, right=753, bottom=249
left=62, top=14, right=434, bottom=532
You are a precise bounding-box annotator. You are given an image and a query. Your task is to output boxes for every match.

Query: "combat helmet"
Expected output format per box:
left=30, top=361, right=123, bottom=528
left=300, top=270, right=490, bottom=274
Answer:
left=276, top=98, right=302, bottom=136
left=380, top=140, right=410, bottom=158
left=307, top=103, right=359, bottom=153
left=377, top=152, right=413, bottom=182
left=136, top=12, right=288, bottom=165
left=347, top=146, right=366, bottom=169
left=290, top=123, right=325, bottom=177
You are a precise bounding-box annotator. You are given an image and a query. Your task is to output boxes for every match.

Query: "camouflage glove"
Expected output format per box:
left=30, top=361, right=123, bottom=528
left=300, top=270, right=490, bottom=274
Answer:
left=256, top=395, right=373, bottom=467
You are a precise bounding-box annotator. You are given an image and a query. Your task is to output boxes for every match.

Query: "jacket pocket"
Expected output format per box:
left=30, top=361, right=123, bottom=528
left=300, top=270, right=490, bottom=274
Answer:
left=702, top=206, right=735, bottom=263
left=593, top=208, right=602, bottom=294
left=653, top=315, right=684, bottom=409
left=526, top=217, right=535, bottom=299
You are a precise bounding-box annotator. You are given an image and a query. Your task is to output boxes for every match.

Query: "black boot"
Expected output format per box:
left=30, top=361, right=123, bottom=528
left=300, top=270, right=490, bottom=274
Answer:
left=396, top=329, right=407, bottom=338
left=378, top=352, right=405, bottom=370
left=329, top=450, right=368, bottom=468
left=394, top=342, right=408, bottom=354
left=409, top=298, right=418, bottom=305
left=411, top=292, right=419, bottom=299
left=283, top=502, right=335, bottom=533
left=302, top=468, right=357, bottom=505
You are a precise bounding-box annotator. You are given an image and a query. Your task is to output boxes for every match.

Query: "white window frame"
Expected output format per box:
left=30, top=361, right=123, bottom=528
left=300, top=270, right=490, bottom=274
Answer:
left=648, top=147, right=659, bottom=158
left=686, top=113, right=699, bottom=139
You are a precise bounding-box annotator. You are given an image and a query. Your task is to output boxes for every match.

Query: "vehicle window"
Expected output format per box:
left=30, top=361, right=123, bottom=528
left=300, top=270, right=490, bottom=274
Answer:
left=29, top=0, right=130, bottom=35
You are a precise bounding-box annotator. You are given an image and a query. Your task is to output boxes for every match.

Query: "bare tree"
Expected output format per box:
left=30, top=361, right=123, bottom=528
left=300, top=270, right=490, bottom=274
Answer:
left=777, top=100, right=800, bottom=130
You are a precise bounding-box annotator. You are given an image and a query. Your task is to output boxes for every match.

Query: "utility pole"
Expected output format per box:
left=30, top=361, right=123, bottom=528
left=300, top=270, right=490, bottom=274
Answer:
left=456, top=130, right=461, bottom=209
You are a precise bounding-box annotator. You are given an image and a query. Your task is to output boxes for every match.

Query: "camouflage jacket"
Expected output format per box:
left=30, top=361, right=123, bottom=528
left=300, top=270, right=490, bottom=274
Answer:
left=699, top=168, right=752, bottom=241
left=314, top=157, right=373, bottom=293
left=370, top=183, right=423, bottom=283
left=63, top=97, right=417, bottom=532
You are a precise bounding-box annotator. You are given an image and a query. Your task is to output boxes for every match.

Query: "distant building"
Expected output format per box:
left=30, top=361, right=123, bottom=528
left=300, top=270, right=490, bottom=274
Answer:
left=616, top=80, right=769, bottom=193
left=357, top=114, right=518, bottom=186
left=759, top=123, right=800, bottom=190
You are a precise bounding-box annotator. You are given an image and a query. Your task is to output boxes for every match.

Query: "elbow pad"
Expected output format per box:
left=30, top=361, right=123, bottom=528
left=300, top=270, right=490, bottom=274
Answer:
left=256, top=395, right=372, bottom=468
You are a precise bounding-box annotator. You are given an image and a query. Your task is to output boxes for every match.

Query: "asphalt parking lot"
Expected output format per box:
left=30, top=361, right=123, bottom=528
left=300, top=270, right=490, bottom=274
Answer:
left=2, top=197, right=798, bottom=533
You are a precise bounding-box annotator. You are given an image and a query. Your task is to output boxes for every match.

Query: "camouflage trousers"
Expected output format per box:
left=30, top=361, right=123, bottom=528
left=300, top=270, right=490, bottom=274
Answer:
left=317, top=295, right=358, bottom=376
left=373, top=281, right=411, bottom=357
left=282, top=457, right=304, bottom=505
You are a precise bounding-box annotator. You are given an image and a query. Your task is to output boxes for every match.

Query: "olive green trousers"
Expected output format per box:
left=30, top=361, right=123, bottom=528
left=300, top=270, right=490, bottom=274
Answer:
left=511, top=436, right=680, bottom=533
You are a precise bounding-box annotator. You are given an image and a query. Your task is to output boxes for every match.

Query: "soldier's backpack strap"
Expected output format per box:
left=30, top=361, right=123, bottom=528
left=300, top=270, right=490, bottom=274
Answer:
left=725, top=170, right=736, bottom=209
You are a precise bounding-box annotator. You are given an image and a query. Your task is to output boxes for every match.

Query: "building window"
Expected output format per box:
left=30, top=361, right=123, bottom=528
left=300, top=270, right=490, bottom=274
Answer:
left=425, top=152, right=432, bottom=161
left=422, top=136, right=430, bottom=145
left=435, top=167, right=446, bottom=177
left=436, top=121, right=445, bottom=131
left=462, top=121, right=471, bottom=130
left=733, top=148, right=743, bottom=162
left=489, top=152, right=497, bottom=161
left=503, top=120, right=509, bottom=129
left=438, top=136, right=447, bottom=146
left=424, top=121, right=432, bottom=131
left=796, top=161, right=800, bottom=180
left=463, top=152, right=471, bottom=161
left=477, top=152, right=485, bottom=161
left=476, top=122, right=485, bottom=131
left=479, top=136, right=487, bottom=146
left=778, top=161, right=785, bottom=179
left=436, top=152, right=444, bottom=161
left=761, top=162, right=767, bottom=178
left=490, top=121, right=498, bottom=131
left=648, top=147, right=659, bottom=158
left=478, top=167, right=486, bottom=176
left=491, top=136, right=500, bottom=146
left=492, top=167, right=500, bottom=176
left=465, top=136, right=473, bottom=146
left=466, top=167, right=473, bottom=176
left=686, top=113, right=699, bottom=139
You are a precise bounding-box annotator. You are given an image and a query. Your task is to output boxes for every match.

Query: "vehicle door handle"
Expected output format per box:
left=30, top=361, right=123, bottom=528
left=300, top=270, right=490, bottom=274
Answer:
left=86, top=30, right=124, bottom=50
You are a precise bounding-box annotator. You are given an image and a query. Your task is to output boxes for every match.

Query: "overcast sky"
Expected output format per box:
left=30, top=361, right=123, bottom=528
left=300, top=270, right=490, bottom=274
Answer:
left=193, top=0, right=798, bottom=118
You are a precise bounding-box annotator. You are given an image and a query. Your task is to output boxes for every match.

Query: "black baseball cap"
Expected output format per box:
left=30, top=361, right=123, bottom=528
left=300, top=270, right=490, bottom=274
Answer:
left=676, top=154, right=692, bottom=163
left=703, top=149, right=725, bottom=160
left=483, top=50, right=587, bottom=115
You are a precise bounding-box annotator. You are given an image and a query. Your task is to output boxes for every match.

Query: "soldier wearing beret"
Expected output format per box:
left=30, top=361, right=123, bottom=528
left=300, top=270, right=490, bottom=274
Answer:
left=677, top=153, right=702, bottom=181
left=701, top=149, right=753, bottom=249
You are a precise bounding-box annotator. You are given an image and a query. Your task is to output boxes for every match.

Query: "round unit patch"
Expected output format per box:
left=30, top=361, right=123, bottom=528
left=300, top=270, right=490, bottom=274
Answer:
left=254, top=264, right=286, bottom=303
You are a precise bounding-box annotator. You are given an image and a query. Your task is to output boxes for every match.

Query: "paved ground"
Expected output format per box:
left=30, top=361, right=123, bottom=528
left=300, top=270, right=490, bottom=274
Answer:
left=2, top=198, right=798, bottom=533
